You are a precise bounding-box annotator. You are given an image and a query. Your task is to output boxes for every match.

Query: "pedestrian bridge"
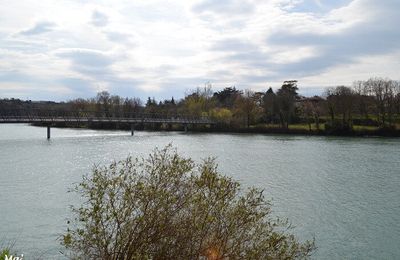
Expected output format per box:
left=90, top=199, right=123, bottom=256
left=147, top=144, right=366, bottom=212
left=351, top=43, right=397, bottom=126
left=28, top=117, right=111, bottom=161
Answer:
left=0, top=108, right=215, bottom=138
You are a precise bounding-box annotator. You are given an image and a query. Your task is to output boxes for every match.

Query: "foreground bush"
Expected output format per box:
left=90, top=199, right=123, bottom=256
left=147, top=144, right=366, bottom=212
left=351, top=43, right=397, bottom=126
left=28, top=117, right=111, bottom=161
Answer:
left=0, top=249, right=10, bottom=260
left=62, top=145, right=315, bottom=259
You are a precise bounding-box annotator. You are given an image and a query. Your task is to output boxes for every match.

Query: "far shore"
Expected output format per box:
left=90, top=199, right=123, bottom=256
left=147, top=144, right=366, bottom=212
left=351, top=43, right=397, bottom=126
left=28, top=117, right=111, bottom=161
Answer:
left=31, top=122, right=400, bottom=138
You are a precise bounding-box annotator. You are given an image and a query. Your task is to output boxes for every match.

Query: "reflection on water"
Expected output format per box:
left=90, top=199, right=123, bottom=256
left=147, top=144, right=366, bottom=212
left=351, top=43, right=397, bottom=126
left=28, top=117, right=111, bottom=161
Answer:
left=0, top=124, right=399, bottom=259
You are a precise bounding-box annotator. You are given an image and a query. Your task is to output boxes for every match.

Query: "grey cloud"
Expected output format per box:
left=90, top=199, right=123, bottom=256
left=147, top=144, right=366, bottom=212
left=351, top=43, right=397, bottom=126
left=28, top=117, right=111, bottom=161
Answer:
left=56, top=77, right=97, bottom=97
left=192, top=0, right=254, bottom=15
left=262, top=0, right=400, bottom=77
left=210, top=38, right=271, bottom=68
left=267, top=24, right=400, bottom=77
left=205, top=0, right=400, bottom=82
left=0, top=71, right=95, bottom=100
left=20, top=21, right=55, bottom=35
left=240, top=74, right=274, bottom=84
left=0, top=70, right=35, bottom=83
left=288, top=0, right=352, bottom=14
left=211, top=38, right=258, bottom=52
left=56, top=49, right=115, bottom=80
left=119, top=3, right=186, bottom=23
left=91, top=10, right=109, bottom=27
left=55, top=49, right=148, bottom=98
left=105, top=31, right=136, bottom=46
left=107, top=78, right=146, bottom=97
left=298, top=86, right=326, bottom=96
left=225, top=51, right=271, bottom=68
left=157, top=77, right=217, bottom=98
left=58, top=49, right=113, bottom=68
left=0, top=38, right=48, bottom=53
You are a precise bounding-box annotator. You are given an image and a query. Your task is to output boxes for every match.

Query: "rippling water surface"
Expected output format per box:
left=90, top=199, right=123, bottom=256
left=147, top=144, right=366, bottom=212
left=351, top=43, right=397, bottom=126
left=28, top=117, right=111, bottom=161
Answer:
left=0, top=124, right=399, bottom=259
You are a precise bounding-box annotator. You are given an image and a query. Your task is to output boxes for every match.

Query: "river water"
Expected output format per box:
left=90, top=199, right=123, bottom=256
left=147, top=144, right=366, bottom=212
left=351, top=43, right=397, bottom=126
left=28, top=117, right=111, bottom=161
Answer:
left=0, top=124, right=399, bottom=259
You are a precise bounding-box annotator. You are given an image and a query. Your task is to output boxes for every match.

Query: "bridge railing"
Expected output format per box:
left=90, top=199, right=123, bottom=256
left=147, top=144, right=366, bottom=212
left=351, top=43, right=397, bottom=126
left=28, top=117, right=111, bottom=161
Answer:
left=0, top=108, right=214, bottom=124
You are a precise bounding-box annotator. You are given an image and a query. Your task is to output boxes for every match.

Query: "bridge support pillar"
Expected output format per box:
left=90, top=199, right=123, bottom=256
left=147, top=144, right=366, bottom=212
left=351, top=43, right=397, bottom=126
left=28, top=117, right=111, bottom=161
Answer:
left=131, top=124, right=135, bottom=136
left=184, top=124, right=188, bottom=133
left=47, top=126, right=51, bottom=139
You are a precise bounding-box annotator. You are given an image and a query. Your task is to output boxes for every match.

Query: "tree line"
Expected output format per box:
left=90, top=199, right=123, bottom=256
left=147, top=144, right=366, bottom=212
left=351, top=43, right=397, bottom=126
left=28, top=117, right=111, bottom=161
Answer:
left=1, top=77, right=400, bottom=133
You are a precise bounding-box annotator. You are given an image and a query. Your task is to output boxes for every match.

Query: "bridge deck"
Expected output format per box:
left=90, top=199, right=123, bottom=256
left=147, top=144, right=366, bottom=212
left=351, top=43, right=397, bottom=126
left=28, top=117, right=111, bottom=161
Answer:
left=0, top=109, right=215, bottom=138
left=0, top=109, right=215, bottom=125
left=0, top=117, right=214, bottom=124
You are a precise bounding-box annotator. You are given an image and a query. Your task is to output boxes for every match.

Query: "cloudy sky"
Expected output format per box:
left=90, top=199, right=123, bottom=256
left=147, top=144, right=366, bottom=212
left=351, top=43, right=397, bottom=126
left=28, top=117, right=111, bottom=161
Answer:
left=0, top=0, right=399, bottom=101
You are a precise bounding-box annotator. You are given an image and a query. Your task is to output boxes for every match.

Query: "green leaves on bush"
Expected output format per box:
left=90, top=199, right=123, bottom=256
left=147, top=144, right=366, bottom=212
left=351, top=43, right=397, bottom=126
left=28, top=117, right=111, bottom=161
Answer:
left=63, top=145, right=314, bottom=259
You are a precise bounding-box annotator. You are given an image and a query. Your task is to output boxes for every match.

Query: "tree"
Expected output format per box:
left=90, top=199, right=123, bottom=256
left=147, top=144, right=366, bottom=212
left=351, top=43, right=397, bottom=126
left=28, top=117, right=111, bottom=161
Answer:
left=395, top=82, right=400, bottom=117
left=145, top=97, right=158, bottom=114
left=324, top=86, right=354, bottom=132
left=299, top=97, right=324, bottom=132
left=182, top=85, right=215, bottom=117
left=263, top=88, right=278, bottom=124
left=324, top=88, right=336, bottom=122
left=352, top=81, right=372, bottom=121
left=335, top=86, right=354, bottom=127
left=213, top=87, right=242, bottom=108
left=62, top=145, right=315, bottom=260
left=276, top=81, right=299, bottom=128
left=123, top=97, right=142, bottom=117
left=110, top=95, right=122, bottom=117
left=302, top=100, right=314, bottom=131
left=233, top=90, right=262, bottom=128
left=362, top=78, right=399, bottom=127
left=96, top=91, right=111, bottom=116
left=210, top=108, right=233, bottom=125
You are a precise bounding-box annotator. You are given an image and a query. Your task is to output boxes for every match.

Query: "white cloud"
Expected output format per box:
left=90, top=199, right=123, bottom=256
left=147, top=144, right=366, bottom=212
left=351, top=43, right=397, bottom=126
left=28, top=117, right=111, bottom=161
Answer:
left=19, top=21, right=56, bottom=35
left=91, top=10, right=109, bottom=27
left=0, top=0, right=399, bottom=101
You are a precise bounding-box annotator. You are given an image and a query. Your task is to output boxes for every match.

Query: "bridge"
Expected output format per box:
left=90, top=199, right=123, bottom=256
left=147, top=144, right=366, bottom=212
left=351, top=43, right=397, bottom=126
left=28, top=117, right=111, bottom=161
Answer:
left=0, top=109, right=215, bottom=139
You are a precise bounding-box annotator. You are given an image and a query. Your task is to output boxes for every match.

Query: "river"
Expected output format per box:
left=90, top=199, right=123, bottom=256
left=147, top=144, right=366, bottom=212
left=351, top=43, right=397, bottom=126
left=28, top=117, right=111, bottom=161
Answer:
left=0, top=124, right=399, bottom=259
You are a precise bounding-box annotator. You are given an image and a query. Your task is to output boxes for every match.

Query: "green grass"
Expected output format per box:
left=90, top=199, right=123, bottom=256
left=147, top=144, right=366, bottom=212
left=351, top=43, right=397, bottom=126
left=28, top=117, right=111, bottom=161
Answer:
left=253, top=123, right=388, bottom=132
left=252, top=123, right=322, bottom=131
left=288, top=124, right=320, bottom=131
left=352, top=125, right=379, bottom=131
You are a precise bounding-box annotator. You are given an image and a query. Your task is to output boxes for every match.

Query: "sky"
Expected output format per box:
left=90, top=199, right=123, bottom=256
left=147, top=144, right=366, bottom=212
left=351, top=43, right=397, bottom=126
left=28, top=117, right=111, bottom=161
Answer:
left=0, top=0, right=399, bottom=101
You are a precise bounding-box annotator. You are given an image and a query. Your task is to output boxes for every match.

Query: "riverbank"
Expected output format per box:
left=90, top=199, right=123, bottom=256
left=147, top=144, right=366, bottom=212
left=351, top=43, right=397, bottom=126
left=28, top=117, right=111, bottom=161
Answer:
left=31, top=122, right=400, bottom=137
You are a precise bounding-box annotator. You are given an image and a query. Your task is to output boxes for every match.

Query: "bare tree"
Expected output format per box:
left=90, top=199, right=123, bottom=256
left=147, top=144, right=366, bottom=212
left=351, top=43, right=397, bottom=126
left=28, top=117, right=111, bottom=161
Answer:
left=276, top=80, right=299, bottom=129
left=364, top=77, right=398, bottom=127
left=96, top=91, right=111, bottom=116
left=325, top=86, right=354, bottom=131
left=234, top=90, right=261, bottom=128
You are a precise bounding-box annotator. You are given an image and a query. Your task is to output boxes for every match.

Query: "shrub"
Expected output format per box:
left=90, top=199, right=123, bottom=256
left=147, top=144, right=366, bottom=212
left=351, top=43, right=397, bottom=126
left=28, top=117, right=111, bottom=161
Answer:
left=0, top=249, right=10, bottom=260
left=62, top=145, right=315, bottom=259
